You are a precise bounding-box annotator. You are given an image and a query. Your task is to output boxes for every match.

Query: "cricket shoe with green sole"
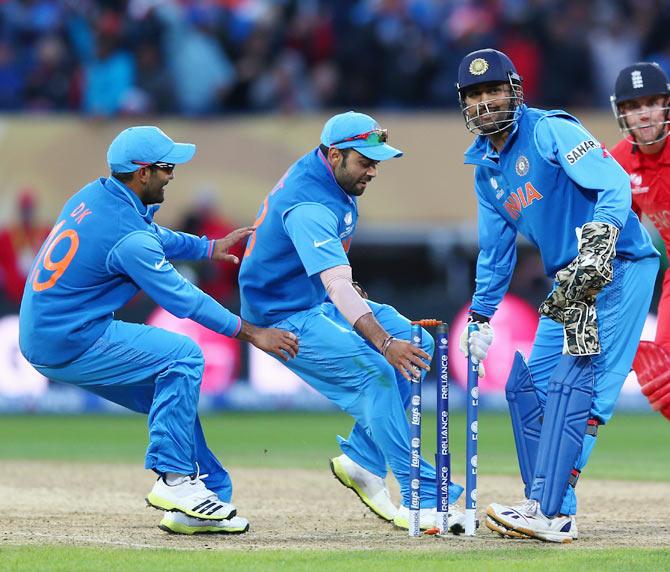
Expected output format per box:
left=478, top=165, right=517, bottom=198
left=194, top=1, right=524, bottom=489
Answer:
left=393, top=504, right=468, bottom=534
left=329, top=454, right=397, bottom=521
left=146, top=475, right=236, bottom=521
left=486, top=499, right=578, bottom=543
left=159, top=511, right=249, bottom=535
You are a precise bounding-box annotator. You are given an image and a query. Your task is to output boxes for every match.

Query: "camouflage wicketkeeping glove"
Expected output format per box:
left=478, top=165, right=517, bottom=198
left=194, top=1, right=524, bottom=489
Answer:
left=539, top=221, right=618, bottom=356
left=539, top=221, right=619, bottom=323
left=556, top=221, right=619, bottom=301
left=562, top=300, right=600, bottom=356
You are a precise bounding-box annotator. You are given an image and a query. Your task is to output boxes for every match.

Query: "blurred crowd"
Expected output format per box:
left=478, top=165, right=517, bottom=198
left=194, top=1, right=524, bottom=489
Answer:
left=0, top=191, right=49, bottom=312
left=2, top=0, right=670, bottom=116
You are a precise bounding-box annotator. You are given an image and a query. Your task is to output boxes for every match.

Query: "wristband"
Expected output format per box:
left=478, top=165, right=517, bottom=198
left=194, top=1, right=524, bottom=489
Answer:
left=468, top=311, right=490, bottom=324
left=380, top=335, right=395, bottom=356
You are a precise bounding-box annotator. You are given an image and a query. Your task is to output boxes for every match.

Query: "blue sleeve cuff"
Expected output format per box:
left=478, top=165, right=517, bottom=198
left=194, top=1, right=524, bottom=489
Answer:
left=230, top=316, right=242, bottom=337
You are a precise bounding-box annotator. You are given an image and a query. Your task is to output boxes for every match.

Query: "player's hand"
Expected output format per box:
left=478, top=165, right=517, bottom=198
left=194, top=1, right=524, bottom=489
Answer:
left=458, top=322, right=493, bottom=378
left=211, top=226, right=255, bottom=264
left=384, top=339, right=431, bottom=381
left=634, top=341, right=670, bottom=421
left=539, top=221, right=618, bottom=324
left=552, top=221, right=619, bottom=303
left=562, top=299, right=600, bottom=356
left=249, top=327, right=299, bottom=361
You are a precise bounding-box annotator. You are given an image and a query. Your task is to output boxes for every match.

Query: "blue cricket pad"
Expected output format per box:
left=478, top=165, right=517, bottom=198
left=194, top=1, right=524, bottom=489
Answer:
left=505, top=352, right=543, bottom=498
left=529, top=355, right=595, bottom=517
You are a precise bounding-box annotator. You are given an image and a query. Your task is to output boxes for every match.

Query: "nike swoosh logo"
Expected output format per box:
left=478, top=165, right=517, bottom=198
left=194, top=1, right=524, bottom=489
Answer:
left=313, top=238, right=334, bottom=248
left=154, top=257, right=167, bottom=270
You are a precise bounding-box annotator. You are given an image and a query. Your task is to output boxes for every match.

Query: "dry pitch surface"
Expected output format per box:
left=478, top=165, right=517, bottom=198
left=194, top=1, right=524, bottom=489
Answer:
left=2, top=460, right=669, bottom=551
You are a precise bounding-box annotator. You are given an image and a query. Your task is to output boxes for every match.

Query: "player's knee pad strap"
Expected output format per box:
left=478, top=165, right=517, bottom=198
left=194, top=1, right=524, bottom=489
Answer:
left=505, top=351, right=542, bottom=498
left=529, top=355, right=595, bottom=517
left=558, top=429, right=598, bottom=515
left=567, top=422, right=599, bottom=487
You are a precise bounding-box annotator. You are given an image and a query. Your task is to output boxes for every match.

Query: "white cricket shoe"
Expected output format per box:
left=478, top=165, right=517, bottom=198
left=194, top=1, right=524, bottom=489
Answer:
left=485, top=514, right=532, bottom=539
left=486, top=499, right=577, bottom=543
left=146, top=475, right=236, bottom=521
left=159, top=511, right=249, bottom=535
left=393, top=504, right=467, bottom=534
left=330, top=454, right=398, bottom=521
left=485, top=499, right=536, bottom=539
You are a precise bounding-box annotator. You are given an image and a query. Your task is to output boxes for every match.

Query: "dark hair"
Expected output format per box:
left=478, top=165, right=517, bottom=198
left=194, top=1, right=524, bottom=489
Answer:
left=319, top=144, right=352, bottom=165
left=111, top=171, right=135, bottom=183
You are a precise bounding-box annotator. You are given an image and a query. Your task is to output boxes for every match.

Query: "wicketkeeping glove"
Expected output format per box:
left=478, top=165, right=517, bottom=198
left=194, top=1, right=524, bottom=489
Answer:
left=562, top=300, right=600, bottom=356
left=539, top=221, right=619, bottom=322
left=540, top=222, right=618, bottom=356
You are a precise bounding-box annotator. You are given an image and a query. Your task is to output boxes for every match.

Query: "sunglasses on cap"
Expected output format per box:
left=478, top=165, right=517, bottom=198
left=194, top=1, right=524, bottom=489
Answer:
left=132, top=160, right=176, bottom=174
left=330, top=129, right=388, bottom=147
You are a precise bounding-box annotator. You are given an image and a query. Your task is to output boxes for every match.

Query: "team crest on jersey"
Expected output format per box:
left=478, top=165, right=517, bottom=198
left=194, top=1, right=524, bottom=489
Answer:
left=469, top=58, right=489, bottom=76
left=515, top=155, right=530, bottom=176
left=344, top=211, right=353, bottom=225
left=630, top=173, right=649, bottom=194
left=490, top=177, right=504, bottom=199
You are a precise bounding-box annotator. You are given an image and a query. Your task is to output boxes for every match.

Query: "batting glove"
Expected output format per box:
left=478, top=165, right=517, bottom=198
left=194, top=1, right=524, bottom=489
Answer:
left=459, top=319, right=494, bottom=378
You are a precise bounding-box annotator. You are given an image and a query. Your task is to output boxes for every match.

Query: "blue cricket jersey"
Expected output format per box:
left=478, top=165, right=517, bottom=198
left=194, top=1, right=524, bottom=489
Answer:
left=464, top=105, right=658, bottom=318
left=19, top=176, right=241, bottom=366
left=239, top=149, right=358, bottom=326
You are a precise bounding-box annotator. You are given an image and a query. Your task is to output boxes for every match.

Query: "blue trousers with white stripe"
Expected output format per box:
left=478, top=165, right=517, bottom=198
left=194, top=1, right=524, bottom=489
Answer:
left=527, top=256, right=658, bottom=514
left=272, top=300, right=464, bottom=508
left=32, top=320, right=233, bottom=502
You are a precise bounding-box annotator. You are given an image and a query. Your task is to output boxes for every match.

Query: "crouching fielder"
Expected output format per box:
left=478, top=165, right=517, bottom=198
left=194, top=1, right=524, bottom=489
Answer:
left=19, top=126, right=298, bottom=535
left=455, top=49, right=659, bottom=542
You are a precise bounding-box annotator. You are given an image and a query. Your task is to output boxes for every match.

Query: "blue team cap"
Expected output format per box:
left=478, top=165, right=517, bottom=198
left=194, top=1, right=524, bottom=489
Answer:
left=457, top=48, right=521, bottom=93
left=320, top=111, right=403, bottom=161
left=107, top=126, right=196, bottom=173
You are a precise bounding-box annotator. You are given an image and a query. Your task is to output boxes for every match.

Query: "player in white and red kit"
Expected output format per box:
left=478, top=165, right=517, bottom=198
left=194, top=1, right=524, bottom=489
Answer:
left=610, top=62, right=670, bottom=420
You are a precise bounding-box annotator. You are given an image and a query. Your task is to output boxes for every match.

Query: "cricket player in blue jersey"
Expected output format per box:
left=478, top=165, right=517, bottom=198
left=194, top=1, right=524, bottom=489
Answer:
left=238, top=111, right=466, bottom=532
left=454, top=49, right=659, bottom=542
left=19, top=126, right=298, bottom=535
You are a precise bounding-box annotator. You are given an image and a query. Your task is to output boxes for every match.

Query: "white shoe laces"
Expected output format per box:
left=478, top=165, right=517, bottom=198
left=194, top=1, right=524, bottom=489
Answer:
left=184, top=465, right=218, bottom=502
left=513, top=498, right=538, bottom=513
left=527, top=500, right=541, bottom=516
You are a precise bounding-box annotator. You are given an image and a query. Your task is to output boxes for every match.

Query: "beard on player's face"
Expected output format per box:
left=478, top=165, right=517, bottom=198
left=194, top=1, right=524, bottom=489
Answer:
left=333, top=150, right=377, bottom=196
left=468, top=100, right=515, bottom=134
left=140, top=170, right=170, bottom=204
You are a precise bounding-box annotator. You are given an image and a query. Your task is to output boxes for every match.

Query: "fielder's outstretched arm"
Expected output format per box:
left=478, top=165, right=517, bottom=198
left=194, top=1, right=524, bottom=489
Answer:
left=320, top=264, right=430, bottom=380
left=109, top=230, right=298, bottom=360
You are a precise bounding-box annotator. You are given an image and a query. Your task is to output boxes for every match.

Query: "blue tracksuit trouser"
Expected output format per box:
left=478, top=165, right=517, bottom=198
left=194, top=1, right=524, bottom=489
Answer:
left=33, top=320, right=233, bottom=501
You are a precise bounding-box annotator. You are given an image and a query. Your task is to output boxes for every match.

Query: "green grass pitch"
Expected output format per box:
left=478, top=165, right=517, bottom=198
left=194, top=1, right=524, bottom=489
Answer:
left=2, top=545, right=669, bottom=572
left=1, top=412, right=669, bottom=571
left=1, top=411, right=668, bottom=480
